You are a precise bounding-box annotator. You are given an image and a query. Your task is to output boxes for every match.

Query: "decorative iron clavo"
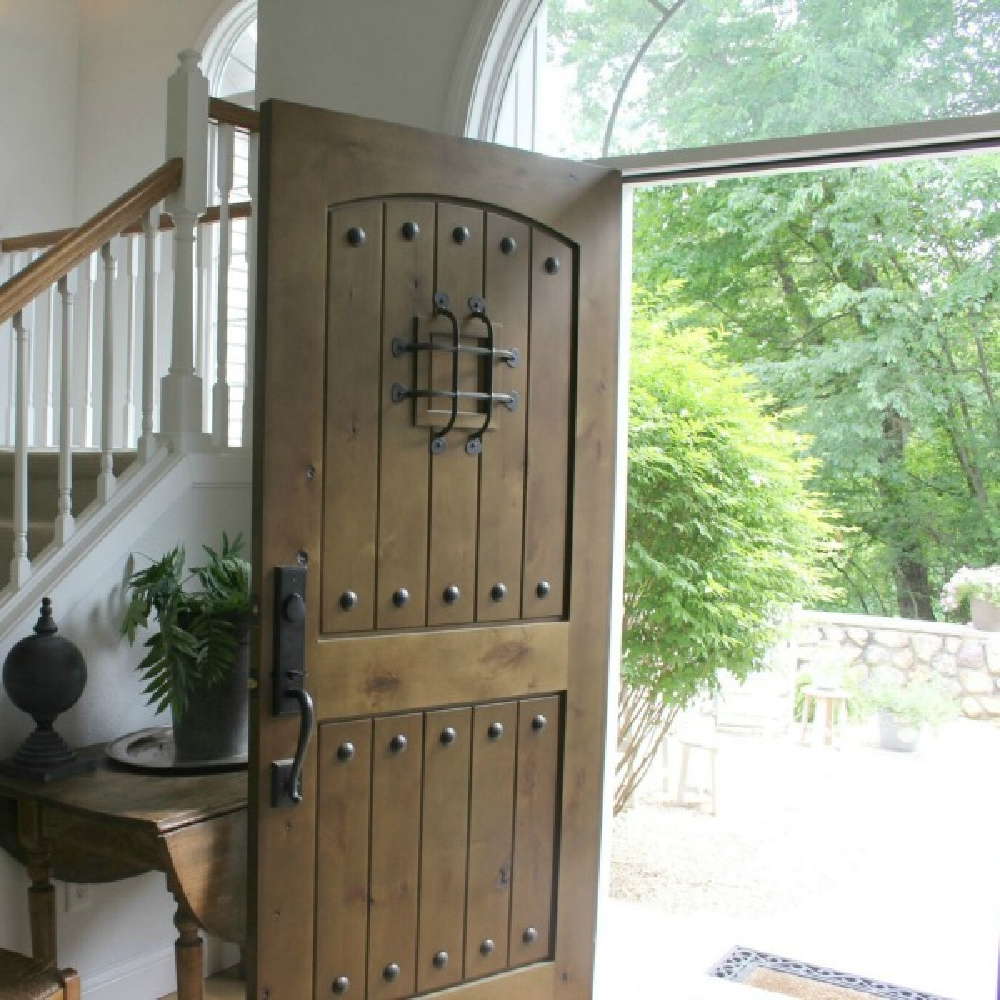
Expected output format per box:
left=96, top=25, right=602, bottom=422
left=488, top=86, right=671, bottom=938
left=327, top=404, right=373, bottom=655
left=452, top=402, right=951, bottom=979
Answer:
left=391, top=292, right=519, bottom=455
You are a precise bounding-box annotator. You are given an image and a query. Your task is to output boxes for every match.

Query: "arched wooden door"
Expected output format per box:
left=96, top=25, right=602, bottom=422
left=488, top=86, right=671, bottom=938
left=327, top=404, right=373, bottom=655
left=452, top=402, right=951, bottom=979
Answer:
left=250, top=100, right=621, bottom=1000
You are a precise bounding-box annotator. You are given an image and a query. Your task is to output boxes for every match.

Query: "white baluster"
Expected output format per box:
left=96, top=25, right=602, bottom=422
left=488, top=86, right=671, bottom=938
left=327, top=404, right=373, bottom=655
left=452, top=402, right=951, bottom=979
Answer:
left=25, top=252, right=38, bottom=446
left=241, top=131, right=258, bottom=450
left=10, top=310, right=30, bottom=589
left=212, top=123, right=234, bottom=448
left=138, top=208, right=161, bottom=462
left=97, top=240, right=117, bottom=502
left=55, top=272, right=77, bottom=545
left=197, top=221, right=212, bottom=430
left=83, top=251, right=98, bottom=447
left=161, top=49, right=209, bottom=451
left=43, top=280, right=56, bottom=446
left=3, top=253, right=16, bottom=445
left=123, top=234, right=139, bottom=445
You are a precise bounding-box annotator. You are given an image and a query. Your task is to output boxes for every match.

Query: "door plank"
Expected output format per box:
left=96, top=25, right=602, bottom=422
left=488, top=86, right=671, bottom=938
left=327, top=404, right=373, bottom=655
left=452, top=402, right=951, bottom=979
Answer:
left=427, top=204, right=484, bottom=626
left=424, top=962, right=554, bottom=1000
left=377, top=200, right=436, bottom=630
left=477, top=215, right=530, bottom=623
left=465, top=702, right=518, bottom=979
left=368, top=713, right=424, bottom=1000
left=417, top=708, right=473, bottom=992
left=521, top=231, right=573, bottom=620
left=509, top=696, right=561, bottom=967
left=321, top=202, right=384, bottom=633
left=315, top=720, right=372, bottom=1000
left=311, top=622, right=569, bottom=719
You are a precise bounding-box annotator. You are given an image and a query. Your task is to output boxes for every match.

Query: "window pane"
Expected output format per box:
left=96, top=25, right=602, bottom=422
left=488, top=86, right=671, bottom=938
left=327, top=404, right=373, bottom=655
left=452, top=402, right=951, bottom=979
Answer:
left=537, top=0, right=1000, bottom=159
left=218, top=18, right=257, bottom=102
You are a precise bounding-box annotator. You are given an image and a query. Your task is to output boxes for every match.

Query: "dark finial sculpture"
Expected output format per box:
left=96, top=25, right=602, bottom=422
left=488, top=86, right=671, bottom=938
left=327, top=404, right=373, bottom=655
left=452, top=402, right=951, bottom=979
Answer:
left=1, top=598, right=96, bottom=781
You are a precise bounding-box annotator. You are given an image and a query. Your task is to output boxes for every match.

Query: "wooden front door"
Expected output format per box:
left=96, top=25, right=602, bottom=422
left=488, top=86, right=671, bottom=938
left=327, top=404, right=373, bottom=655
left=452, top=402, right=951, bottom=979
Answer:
left=250, top=100, right=621, bottom=1000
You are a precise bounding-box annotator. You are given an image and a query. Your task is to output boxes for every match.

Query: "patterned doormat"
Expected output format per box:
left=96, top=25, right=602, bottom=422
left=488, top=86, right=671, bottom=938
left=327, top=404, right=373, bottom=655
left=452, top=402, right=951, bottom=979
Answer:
left=710, top=947, right=952, bottom=1000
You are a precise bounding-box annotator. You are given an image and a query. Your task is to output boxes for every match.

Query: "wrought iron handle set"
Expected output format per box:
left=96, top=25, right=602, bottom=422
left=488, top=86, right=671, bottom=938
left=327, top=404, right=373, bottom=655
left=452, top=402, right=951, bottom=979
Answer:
left=391, top=292, right=519, bottom=455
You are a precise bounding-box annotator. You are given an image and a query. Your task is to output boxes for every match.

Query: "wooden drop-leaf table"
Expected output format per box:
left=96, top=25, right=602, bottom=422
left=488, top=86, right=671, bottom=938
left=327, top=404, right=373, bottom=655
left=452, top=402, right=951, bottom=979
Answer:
left=0, top=743, right=247, bottom=1000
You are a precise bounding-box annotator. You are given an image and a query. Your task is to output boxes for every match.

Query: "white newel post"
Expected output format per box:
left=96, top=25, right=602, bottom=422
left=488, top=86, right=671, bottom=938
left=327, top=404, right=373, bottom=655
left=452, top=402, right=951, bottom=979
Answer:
left=138, top=208, right=161, bottom=462
left=11, top=311, right=30, bottom=589
left=161, top=49, right=209, bottom=451
left=212, top=123, right=234, bottom=448
left=55, top=272, right=77, bottom=545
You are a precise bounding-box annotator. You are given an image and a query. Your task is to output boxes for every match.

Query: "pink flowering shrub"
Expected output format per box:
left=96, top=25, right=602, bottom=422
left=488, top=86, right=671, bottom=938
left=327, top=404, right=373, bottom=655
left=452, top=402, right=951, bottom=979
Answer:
left=940, top=565, right=1000, bottom=616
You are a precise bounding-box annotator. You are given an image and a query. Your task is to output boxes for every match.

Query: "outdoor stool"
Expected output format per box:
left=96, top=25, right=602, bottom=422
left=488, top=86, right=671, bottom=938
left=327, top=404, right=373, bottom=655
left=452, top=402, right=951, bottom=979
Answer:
left=0, top=947, right=80, bottom=1000
left=675, top=732, right=718, bottom=814
left=799, top=685, right=850, bottom=747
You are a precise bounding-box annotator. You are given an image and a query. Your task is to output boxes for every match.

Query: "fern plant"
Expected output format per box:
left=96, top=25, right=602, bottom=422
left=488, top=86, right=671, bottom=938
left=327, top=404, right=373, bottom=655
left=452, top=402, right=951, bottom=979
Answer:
left=121, top=533, right=253, bottom=719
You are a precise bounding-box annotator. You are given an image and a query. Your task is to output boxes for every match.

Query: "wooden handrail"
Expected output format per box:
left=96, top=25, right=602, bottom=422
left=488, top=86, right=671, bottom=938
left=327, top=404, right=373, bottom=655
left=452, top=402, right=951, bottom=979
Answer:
left=2, top=201, right=254, bottom=254
left=210, top=98, right=260, bottom=133
left=0, top=158, right=183, bottom=327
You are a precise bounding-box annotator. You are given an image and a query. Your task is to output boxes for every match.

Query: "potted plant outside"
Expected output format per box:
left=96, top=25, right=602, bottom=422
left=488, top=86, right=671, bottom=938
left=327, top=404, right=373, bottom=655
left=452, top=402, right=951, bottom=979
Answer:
left=855, top=674, right=955, bottom=753
left=121, top=533, right=253, bottom=762
left=940, top=565, right=1000, bottom=629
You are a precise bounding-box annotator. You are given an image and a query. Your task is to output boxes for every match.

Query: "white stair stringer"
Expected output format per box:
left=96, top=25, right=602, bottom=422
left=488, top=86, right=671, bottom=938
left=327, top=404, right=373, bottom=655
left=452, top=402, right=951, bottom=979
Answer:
left=0, top=447, right=252, bottom=649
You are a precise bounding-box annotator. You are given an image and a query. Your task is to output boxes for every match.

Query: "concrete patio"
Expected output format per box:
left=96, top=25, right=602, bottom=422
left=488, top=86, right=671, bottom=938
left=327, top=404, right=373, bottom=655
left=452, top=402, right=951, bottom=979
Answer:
left=595, top=717, right=1000, bottom=999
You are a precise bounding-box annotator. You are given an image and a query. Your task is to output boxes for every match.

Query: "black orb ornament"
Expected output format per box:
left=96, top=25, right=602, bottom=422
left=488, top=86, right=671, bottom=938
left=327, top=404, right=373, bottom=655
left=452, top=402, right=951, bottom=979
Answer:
left=0, top=598, right=95, bottom=781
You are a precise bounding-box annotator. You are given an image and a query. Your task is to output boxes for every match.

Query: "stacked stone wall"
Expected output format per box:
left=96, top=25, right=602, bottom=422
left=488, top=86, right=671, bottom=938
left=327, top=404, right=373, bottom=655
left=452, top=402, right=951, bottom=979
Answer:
left=792, top=611, right=1000, bottom=720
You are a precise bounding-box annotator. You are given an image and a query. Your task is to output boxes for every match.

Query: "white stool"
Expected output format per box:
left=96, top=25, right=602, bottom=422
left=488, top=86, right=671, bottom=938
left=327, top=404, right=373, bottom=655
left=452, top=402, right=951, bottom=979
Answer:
left=675, top=732, right=719, bottom=814
left=799, top=685, right=850, bottom=746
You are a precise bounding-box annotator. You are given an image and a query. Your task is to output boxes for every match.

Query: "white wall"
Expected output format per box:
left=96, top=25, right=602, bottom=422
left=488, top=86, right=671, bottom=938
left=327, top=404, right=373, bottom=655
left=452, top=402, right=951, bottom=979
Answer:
left=0, top=0, right=80, bottom=236
left=0, top=453, right=251, bottom=999
left=72, top=0, right=223, bottom=220
left=0, top=0, right=224, bottom=235
left=0, top=2, right=498, bottom=995
left=257, top=0, right=481, bottom=132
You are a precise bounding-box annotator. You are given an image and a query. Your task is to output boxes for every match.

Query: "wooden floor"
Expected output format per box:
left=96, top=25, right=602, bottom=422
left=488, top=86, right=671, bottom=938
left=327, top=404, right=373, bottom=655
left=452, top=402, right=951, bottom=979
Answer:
left=159, top=967, right=245, bottom=1000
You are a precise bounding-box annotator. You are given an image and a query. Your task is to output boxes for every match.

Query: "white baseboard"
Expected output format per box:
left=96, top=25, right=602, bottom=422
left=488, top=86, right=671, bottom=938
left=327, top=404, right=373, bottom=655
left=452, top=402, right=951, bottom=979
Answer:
left=82, top=945, right=177, bottom=1000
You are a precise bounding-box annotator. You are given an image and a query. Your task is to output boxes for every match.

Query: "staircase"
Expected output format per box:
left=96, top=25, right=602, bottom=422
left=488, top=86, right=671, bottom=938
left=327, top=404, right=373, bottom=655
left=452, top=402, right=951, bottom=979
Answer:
left=0, top=54, right=260, bottom=641
left=0, top=450, right=138, bottom=591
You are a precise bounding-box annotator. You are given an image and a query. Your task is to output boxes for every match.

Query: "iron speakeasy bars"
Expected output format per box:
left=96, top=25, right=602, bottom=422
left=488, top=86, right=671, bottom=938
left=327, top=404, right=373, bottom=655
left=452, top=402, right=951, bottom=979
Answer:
left=391, top=292, right=519, bottom=455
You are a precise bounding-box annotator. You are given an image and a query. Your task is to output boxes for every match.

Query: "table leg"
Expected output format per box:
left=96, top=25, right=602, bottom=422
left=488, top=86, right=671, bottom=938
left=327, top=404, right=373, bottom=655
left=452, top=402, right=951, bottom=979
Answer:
left=18, top=801, right=57, bottom=963
left=170, top=882, right=205, bottom=1000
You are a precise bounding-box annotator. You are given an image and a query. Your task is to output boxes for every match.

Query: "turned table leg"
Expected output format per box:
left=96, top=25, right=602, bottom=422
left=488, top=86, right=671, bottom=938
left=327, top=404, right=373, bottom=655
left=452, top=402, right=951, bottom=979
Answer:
left=18, top=801, right=57, bottom=963
left=170, top=881, right=205, bottom=1000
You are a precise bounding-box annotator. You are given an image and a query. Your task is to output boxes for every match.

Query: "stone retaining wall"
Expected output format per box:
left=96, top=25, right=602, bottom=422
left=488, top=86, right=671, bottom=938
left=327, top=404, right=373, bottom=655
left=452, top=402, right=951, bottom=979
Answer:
left=791, top=610, right=1000, bottom=720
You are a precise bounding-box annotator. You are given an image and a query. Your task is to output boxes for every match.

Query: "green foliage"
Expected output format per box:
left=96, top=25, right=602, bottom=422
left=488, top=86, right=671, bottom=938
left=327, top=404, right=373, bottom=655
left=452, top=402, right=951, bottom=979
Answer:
left=544, top=0, right=1000, bottom=622
left=623, top=293, right=836, bottom=715
left=631, top=156, right=1000, bottom=619
left=545, top=0, right=999, bottom=158
left=120, top=533, right=252, bottom=719
left=853, top=673, right=956, bottom=730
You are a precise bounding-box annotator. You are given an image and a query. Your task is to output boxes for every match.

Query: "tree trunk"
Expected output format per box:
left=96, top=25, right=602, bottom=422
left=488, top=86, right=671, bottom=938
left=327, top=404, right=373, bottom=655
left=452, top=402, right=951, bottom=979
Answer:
left=879, top=407, right=935, bottom=620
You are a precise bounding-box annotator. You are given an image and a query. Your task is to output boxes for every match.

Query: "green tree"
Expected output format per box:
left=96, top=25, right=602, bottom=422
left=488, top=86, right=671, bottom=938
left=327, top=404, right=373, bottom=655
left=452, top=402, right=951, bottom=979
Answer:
left=545, top=0, right=1000, bottom=158
left=632, top=157, right=1000, bottom=617
left=618, top=293, right=834, bottom=811
left=542, top=0, right=1000, bottom=619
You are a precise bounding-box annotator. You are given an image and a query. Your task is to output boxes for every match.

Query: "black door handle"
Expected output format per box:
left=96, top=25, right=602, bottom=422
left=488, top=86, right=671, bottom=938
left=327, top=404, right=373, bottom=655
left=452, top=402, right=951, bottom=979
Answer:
left=270, top=566, right=315, bottom=807
left=282, top=687, right=315, bottom=805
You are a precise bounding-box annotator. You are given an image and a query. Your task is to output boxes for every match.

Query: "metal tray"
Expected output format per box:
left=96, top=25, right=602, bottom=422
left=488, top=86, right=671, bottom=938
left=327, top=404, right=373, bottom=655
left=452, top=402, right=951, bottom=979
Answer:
left=105, top=726, right=247, bottom=773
